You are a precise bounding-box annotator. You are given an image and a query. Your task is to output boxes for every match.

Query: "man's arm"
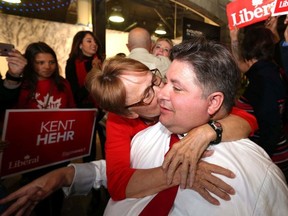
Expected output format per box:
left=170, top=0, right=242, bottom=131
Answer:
left=62, top=160, right=106, bottom=196
left=0, top=166, right=75, bottom=216
left=0, top=160, right=106, bottom=216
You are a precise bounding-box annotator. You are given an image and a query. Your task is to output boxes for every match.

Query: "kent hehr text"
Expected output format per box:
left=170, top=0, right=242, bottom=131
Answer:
left=36, top=119, right=76, bottom=145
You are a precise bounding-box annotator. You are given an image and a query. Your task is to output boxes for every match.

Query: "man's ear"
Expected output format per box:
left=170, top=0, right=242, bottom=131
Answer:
left=207, top=92, right=224, bottom=116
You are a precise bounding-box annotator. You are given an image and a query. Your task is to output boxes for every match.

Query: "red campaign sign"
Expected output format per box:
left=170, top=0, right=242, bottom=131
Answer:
left=226, top=0, right=276, bottom=29
left=273, top=0, right=288, bottom=16
left=0, top=109, right=97, bottom=178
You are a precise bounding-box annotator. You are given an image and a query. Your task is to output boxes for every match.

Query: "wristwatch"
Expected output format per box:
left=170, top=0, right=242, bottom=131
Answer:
left=208, top=120, right=223, bottom=145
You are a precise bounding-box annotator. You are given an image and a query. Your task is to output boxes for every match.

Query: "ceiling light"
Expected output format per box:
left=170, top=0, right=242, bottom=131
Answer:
left=155, top=23, right=166, bottom=35
left=109, top=6, right=124, bottom=23
left=2, top=0, right=21, bottom=3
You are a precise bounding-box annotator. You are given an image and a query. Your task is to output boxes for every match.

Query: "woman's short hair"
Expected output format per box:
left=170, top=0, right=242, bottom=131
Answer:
left=85, top=57, right=150, bottom=116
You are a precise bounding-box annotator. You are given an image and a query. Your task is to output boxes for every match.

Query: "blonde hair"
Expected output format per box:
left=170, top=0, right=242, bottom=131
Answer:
left=154, top=38, right=173, bottom=48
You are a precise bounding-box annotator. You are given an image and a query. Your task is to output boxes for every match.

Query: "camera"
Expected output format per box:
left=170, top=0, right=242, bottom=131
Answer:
left=0, top=43, right=14, bottom=56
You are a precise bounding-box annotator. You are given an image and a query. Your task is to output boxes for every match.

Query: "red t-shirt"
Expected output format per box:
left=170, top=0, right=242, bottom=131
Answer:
left=17, top=79, right=75, bottom=109
left=106, top=107, right=258, bottom=200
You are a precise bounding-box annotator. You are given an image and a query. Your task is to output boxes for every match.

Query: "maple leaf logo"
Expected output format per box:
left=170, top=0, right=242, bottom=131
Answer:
left=35, top=93, right=62, bottom=109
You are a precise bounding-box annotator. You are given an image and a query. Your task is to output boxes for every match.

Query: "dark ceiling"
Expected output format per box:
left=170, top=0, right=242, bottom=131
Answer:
left=106, top=0, right=204, bottom=39
left=0, top=0, right=205, bottom=39
left=0, top=0, right=75, bottom=22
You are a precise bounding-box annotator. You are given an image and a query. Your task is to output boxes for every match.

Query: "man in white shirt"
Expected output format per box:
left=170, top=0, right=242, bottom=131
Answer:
left=104, top=37, right=288, bottom=215
left=126, top=27, right=171, bottom=76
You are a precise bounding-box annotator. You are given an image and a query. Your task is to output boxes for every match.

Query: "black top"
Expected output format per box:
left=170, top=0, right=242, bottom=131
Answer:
left=237, top=60, right=287, bottom=155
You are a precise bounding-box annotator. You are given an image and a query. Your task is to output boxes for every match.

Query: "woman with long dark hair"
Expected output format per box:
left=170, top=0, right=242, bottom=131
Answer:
left=65, top=31, right=106, bottom=162
left=17, top=42, right=75, bottom=109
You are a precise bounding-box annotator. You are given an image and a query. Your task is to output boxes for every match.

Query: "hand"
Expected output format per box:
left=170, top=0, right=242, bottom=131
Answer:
left=265, top=16, right=278, bottom=31
left=189, top=160, right=236, bottom=205
left=265, top=16, right=280, bottom=43
left=0, top=166, right=74, bottom=216
left=6, top=49, right=27, bottom=76
left=92, top=56, right=102, bottom=69
left=229, top=25, right=239, bottom=43
left=162, top=124, right=215, bottom=189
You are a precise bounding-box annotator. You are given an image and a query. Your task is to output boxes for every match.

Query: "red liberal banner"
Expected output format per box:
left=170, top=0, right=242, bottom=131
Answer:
left=273, top=0, right=288, bottom=16
left=0, top=109, right=97, bottom=178
left=226, top=0, right=276, bottom=29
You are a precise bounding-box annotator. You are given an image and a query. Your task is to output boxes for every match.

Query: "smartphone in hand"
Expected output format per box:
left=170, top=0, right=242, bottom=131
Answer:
left=0, top=43, right=14, bottom=56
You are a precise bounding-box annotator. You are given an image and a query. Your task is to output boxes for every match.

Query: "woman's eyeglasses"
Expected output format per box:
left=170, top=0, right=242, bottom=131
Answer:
left=125, top=69, right=163, bottom=109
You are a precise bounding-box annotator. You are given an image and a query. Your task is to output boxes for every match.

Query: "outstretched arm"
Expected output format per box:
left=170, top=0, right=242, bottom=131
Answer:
left=0, top=166, right=74, bottom=216
left=0, top=160, right=106, bottom=216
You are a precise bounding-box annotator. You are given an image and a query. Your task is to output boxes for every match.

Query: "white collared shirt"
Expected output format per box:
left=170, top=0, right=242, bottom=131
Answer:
left=104, top=122, right=288, bottom=216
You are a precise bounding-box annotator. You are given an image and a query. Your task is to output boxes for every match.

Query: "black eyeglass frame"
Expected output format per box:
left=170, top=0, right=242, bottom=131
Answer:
left=125, top=69, right=163, bottom=109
